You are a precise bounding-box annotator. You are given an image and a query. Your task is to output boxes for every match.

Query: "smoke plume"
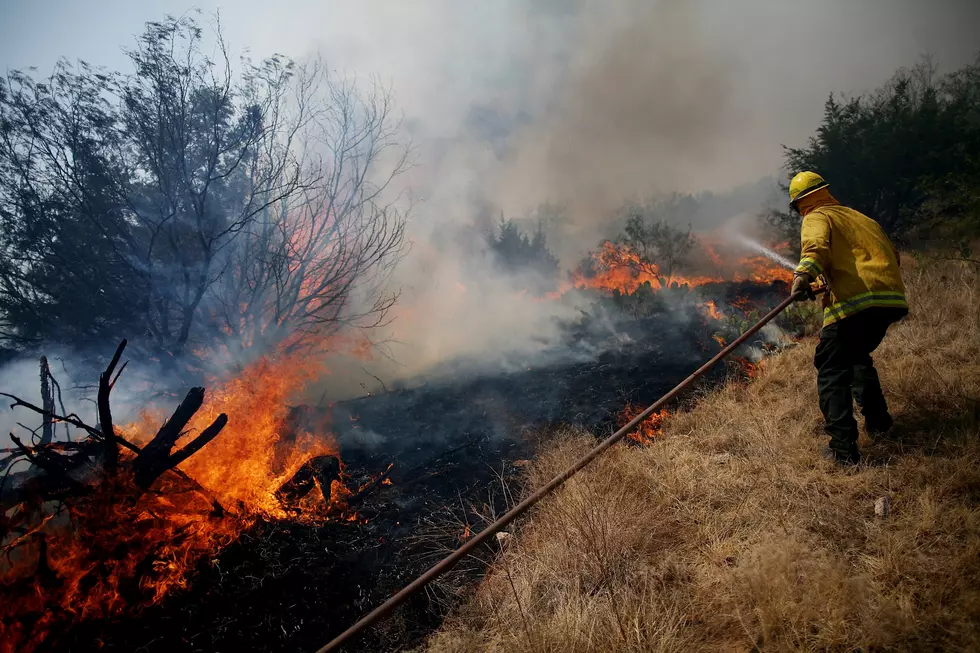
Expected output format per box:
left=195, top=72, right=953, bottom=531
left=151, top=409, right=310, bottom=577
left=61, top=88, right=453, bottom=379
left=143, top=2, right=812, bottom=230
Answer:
left=323, top=0, right=765, bottom=390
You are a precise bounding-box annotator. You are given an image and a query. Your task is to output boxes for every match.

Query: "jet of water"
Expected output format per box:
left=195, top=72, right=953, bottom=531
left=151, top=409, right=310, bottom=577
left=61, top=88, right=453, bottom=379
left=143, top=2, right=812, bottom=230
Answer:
left=730, top=233, right=797, bottom=271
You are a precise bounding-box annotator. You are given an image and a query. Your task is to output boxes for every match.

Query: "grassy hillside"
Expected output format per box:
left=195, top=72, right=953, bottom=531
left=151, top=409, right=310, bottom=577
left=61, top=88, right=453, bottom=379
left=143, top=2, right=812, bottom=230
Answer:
left=422, top=256, right=980, bottom=652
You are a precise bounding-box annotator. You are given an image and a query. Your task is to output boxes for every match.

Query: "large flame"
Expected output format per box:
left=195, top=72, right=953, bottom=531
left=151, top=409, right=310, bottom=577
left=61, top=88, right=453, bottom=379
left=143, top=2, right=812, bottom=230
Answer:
left=569, top=241, right=724, bottom=294
left=123, top=349, right=344, bottom=515
left=1, top=469, right=243, bottom=653
left=1, top=347, right=354, bottom=653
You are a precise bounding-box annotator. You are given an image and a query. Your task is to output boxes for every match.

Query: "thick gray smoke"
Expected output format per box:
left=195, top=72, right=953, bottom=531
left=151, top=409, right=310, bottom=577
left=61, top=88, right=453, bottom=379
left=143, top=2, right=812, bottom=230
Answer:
left=489, top=2, right=744, bottom=223
left=316, top=1, right=756, bottom=391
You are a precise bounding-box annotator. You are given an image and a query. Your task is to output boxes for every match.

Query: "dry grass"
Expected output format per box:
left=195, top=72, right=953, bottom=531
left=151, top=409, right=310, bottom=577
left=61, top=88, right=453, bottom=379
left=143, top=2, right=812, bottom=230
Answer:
left=422, top=256, right=980, bottom=652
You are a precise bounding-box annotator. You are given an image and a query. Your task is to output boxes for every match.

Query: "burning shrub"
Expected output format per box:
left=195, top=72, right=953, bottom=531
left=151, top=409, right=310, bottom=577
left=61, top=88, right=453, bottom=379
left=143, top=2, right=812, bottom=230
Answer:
left=619, top=206, right=697, bottom=283
left=0, top=341, right=355, bottom=653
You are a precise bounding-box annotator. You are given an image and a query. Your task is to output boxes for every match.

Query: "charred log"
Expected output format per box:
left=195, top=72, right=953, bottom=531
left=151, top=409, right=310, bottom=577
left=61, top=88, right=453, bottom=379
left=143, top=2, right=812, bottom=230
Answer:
left=131, top=386, right=228, bottom=490
left=276, top=455, right=341, bottom=507
left=40, top=357, right=54, bottom=446
left=97, top=339, right=127, bottom=475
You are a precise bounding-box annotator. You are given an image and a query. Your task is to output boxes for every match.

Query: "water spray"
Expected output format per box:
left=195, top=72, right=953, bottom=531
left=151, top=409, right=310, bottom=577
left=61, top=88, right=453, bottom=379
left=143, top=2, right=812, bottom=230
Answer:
left=729, top=233, right=797, bottom=271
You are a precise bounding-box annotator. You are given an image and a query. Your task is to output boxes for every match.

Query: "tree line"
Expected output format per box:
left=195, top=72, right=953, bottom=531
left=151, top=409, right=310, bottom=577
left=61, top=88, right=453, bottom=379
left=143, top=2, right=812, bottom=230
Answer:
left=771, top=55, right=980, bottom=253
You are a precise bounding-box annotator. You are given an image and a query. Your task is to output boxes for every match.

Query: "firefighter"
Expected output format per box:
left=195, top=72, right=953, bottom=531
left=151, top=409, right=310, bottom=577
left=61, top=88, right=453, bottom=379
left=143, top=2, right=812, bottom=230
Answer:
left=788, top=171, right=908, bottom=465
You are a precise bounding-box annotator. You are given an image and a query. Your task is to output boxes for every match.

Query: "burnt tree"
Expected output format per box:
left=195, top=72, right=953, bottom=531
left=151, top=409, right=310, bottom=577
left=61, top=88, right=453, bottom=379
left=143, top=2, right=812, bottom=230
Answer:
left=0, top=13, right=411, bottom=373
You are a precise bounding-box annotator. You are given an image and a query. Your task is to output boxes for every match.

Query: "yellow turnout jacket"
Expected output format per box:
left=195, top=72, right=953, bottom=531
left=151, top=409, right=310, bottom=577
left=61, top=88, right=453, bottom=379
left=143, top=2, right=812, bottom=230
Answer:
left=795, top=194, right=908, bottom=327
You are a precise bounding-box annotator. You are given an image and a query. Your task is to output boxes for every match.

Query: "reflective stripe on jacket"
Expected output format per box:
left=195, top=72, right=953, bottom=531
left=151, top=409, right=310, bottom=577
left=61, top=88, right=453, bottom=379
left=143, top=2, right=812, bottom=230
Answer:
left=796, top=195, right=908, bottom=327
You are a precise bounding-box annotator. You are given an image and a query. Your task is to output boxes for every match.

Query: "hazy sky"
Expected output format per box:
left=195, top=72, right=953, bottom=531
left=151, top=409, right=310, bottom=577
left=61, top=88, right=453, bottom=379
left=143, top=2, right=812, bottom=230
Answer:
left=3, top=0, right=978, bottom=203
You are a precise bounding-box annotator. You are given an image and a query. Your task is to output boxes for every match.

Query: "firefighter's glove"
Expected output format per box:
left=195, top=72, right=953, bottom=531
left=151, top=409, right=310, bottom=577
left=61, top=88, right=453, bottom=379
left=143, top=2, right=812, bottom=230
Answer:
left=791, top=273, right=816, bottom=302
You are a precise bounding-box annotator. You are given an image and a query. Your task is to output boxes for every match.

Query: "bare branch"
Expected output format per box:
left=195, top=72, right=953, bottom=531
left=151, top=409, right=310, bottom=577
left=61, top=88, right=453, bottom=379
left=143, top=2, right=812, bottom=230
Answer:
left=1, top=393, right=104, bottom=440
left=132, top=386, right=205, bottom=488
left=97, top=339, right=127, bottom=475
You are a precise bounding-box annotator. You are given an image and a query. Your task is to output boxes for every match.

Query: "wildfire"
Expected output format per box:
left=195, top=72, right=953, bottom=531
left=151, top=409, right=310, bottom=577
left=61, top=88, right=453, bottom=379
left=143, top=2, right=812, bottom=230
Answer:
left=734, top=255, right=794, bottom=284
left=1, top=346, right=358, bottom=653
left=1, top=470, right=242, bottom=653
left=123, top=350, right=345, bottom=516
left=570, top=241, right=724, bottom=295
left=565, top=237, right=793, bottom=298
left=0, top=222, right=793, bottom=652
left=618, top=402, right=671, bottom=445
left=730, top=294, right=756, bottom=313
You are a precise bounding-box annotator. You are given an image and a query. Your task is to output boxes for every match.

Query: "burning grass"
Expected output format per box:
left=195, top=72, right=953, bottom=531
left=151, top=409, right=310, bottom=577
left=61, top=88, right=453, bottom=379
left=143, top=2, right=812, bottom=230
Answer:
left=617, top=402, right=670, bottom=445
left=422, top=254, right=980, bottom=652
left=565, top=237, right=795, bottom=297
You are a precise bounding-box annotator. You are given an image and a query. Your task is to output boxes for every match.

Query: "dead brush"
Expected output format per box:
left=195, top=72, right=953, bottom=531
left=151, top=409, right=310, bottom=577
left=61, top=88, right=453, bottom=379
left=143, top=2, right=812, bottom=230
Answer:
left=423, top=256, right=980, bottom=653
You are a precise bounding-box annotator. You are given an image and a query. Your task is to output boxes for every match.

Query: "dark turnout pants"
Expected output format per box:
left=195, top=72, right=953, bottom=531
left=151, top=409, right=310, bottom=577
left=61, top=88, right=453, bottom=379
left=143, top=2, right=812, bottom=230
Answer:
left=814, top=306, right=908, bottom=454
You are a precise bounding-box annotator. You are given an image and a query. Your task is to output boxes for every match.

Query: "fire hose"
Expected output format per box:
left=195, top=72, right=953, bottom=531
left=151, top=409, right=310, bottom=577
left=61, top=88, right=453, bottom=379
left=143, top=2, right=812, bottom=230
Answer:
left=315, top=284, right=825, bottom=653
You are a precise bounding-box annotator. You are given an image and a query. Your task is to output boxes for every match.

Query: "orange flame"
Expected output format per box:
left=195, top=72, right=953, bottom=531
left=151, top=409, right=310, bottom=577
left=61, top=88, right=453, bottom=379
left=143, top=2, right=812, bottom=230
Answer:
left=1, top=471, right=243, bottom=653
left=618, top=402, right=671, bottom=445
left=569, top=241, right=724, bottom=295
left=733, top=255, right=794, bottom=284
left=1, top=347, right=356, bottom=653
left=122, top=349, right=350, bottom=517
left=562, top=237, right=792, bottom=298
left=698, top=300, right=724, bottom=321
left=731, top=357, right=761, bottom=380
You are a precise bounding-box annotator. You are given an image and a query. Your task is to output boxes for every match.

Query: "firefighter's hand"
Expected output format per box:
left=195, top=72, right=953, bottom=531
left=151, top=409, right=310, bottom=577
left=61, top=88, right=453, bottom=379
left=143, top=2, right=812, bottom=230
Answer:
left=791, top=273, right=816, bottom=301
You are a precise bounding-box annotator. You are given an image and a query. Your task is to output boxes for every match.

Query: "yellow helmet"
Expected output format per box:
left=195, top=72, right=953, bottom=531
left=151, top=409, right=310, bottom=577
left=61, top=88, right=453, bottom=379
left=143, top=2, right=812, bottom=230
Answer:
left=788, top=171, right=829, bottom=209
